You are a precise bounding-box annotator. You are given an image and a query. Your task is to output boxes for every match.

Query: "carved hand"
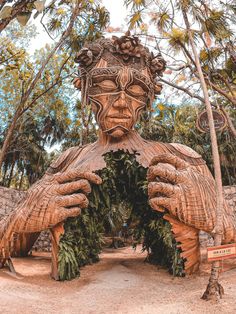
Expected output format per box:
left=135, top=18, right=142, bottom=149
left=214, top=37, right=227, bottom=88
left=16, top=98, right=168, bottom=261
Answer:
left=147, top=153, right=218, bottom=232
left=2, top=169, right=102, bottom=236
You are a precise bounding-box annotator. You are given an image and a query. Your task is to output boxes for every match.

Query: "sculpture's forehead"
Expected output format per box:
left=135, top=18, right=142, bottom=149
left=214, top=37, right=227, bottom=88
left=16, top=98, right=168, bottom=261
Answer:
left=89, top=66, right=153, bottom=89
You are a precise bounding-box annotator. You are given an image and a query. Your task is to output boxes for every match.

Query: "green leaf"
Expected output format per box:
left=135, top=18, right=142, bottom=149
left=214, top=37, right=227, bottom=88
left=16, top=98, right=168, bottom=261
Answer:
left=129, top=11, right=142, bottom=29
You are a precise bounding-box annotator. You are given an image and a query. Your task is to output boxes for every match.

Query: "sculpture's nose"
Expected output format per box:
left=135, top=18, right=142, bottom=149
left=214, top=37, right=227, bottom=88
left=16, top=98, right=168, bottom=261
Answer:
left=113, top=91, right=127, bottom=109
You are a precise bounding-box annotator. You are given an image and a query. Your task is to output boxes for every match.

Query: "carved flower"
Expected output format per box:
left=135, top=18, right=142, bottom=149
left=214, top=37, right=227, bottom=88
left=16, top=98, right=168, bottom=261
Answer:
left=150, top=54, right=166, bottom=76
left=112, top=31, right=145, bottom=61
left=75, top=48, right=93, bottom=66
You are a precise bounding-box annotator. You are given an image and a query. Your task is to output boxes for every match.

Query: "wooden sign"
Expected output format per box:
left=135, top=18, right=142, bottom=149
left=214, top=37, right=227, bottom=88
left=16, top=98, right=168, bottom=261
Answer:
left=207, top=243, right=236, bottom=262
left=196, top=110, right=227, bottom=133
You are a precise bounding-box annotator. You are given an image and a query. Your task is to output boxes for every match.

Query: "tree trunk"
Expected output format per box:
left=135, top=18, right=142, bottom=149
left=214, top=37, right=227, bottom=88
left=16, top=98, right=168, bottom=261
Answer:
left=2, top=166, right=7, bottom=185
left=182, top=8, right=224, bottom=301
left=220, top=106, right=236, bottom=138
left=7, top=160, right=15, bottom=187
left=0, top=4, right=82, bottom=170
left=0, top=106, right=22, bottom=170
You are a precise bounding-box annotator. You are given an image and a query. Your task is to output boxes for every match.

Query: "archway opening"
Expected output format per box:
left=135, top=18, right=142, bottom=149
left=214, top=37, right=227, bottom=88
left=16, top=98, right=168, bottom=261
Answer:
left=58, top=151, right=184, bottom=280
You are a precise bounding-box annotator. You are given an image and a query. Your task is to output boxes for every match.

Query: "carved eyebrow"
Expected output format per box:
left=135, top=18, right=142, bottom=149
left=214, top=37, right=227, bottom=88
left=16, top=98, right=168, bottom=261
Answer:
left=91, top=75, right=117, bottom=84
left=133, top=71, right=152, bottom=86
left=89, top=67, right=120, bottom=77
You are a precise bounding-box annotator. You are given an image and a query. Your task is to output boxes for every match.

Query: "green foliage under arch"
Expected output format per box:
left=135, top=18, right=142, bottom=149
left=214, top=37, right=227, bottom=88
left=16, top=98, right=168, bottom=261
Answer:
left=58, top=151, right=184, bottom=281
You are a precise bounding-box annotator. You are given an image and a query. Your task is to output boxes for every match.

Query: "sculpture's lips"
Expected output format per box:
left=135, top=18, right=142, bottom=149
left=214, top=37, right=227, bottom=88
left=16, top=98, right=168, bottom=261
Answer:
left=107, top=114, right=130, bottom=119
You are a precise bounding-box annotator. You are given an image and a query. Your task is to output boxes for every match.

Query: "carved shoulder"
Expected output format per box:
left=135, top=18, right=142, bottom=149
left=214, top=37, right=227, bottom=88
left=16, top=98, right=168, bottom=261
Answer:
left=170, top=143, right=202, bottom=158
left=168, top=143, right=213, bottom=178
left=167, top=143, right=205, bottom=165
left=46, top=146, right=85, bottom=175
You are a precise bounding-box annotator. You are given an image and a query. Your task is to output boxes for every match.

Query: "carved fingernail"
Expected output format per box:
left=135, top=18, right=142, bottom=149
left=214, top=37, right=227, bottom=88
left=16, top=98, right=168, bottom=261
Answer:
left=149, top=199, right=154, bottom=207
left=96, top=177, right=102, bottom=184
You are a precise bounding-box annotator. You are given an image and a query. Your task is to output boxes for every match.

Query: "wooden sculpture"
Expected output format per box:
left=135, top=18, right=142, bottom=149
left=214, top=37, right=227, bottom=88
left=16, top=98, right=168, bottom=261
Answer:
left=0, top=32, right=235, bottom=278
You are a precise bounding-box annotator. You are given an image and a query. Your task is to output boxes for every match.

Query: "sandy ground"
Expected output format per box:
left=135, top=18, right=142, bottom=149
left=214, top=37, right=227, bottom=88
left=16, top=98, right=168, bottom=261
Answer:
left=0, top=247, right=236, bottom=314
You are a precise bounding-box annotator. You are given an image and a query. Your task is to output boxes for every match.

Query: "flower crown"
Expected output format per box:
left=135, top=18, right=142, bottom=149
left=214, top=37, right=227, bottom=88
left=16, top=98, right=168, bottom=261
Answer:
left=75, top=31, right=166, bottom=81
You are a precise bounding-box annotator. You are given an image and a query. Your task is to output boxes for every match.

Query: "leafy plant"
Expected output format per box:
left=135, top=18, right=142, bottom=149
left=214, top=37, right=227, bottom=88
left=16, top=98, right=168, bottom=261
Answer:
left=58, top=151, right=184, bottom=280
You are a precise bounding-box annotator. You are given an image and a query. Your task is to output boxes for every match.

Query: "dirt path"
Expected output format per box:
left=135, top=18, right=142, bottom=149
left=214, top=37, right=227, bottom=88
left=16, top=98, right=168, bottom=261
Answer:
left=0, top=247, right=236, bottom=314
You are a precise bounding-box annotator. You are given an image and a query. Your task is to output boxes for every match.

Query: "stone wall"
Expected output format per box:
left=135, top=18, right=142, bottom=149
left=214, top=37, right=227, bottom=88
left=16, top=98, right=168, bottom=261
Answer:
left=32, top=230, right=51, bottom=252
left=0, top=186, right=25, bottom=220
left=224, top=185, right=236, bottom=211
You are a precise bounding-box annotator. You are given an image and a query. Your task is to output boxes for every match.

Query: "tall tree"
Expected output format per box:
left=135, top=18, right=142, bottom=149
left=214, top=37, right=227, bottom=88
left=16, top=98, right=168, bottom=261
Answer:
left=125, top=0, right=235, bottom=300
left=0, top=43, right=74, bottom=188
left=125, top=0, right=236, bottom=134
left=181, top=4, right=224, bottom=300
left=0, top=1, right=109, bottom=169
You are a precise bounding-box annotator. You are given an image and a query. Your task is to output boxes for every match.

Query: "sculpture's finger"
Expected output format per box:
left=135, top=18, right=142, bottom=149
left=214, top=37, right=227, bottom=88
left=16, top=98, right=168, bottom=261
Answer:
left=57, top=179, right=91, bottom=195
left=148, top=182, right=176, bottom=198
left=147, top=165, right=184, bottom=184
left=150, top=153, right=188, bottom=170
left=58, top=207, right=81, bottom=221
left=149, top=197, right=171, bottom=212
left=55, top=193, right=89, bottom=208
left=55, top=170, right=102, bottom=185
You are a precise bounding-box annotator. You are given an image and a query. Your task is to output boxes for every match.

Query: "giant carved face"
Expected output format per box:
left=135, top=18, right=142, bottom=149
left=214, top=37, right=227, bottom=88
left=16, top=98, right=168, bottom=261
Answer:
left=88, top=65, right=153, bottom=138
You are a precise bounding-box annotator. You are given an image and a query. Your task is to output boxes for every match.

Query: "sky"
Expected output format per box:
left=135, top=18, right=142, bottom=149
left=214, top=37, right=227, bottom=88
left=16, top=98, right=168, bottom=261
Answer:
left=29, top=0, right=128, bottom=52
left=102, top=0, right=128, bottom=28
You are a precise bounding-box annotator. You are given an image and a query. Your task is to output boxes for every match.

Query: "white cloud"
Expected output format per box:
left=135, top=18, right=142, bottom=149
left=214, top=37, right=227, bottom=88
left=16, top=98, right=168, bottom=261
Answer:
left=102, top=0, right=128, bottom=28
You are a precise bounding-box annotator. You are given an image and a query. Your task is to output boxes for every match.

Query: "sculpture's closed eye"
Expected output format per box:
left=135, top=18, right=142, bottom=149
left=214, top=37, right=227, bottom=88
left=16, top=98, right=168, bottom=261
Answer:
left=96, top=80, right=117, bottom=91
left=127, top=85, right=146, bottom=96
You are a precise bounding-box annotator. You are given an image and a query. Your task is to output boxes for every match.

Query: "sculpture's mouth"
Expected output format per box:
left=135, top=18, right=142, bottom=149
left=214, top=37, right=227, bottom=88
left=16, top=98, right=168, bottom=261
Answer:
left=100, top=107, right=134, bottom=137
left=104, top=125, right=129, bottom=133
left=106, top=113, right=131, bottom=119
left=104, top=112, right=132, bottom=131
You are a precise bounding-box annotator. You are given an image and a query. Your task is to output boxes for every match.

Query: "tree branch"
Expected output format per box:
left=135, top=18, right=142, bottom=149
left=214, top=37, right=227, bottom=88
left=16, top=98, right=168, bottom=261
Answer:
left=0, top=51, right=25, bottom=66
left=206, top=78, right=236, bottom=107
left=23, top=72, right=72, bottom=113
left=220, top=106, right=236, bottom=138
left=21, top=4, right=81, bottom=105
left=179, top=42, right=196, bottom=66
left=167, top=64, right=189, bottom=71
left=215, top=74, right=235, bottom=97
left=40, top=7, right=56, bottom=41
left=160, top=77, right=205, bottom=103
left=22, top=53, right=73, bottom=112
left=0, top=0, right=33, bottom=34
